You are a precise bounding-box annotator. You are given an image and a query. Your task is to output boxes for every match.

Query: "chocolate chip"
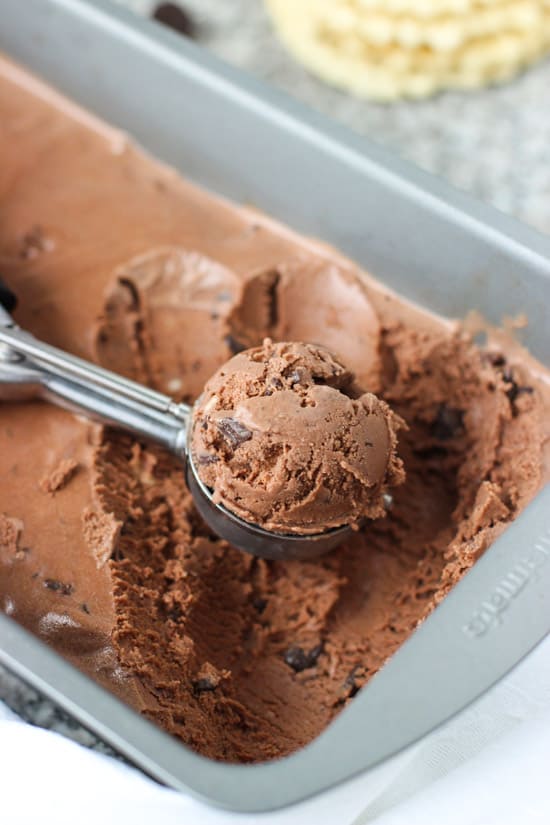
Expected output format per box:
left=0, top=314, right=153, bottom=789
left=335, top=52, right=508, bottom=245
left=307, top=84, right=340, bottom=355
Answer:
left=224, top=334, right=246, bottom=355
left=252, top=597, right=267, bottom=614
left=270, top=377, right=283, bottom=389
left=284, top=643, right=323, bottom=673
left=487, top=352, right=506, bottom=367
left=343, top=674, right=359, bottom=698
left=431, top=405, right=464, bottom=440
left=193, top=677, right=217, bottom=694
left=283, top=647, right=309, bottom=672
left=502, top=368, right=533, bottom=404
left=80, top=603, right=91, bottom=615
left=44, top=579, right=73, bottom=596
left=517, top=385, right=533, bottom=397
left=118, top=277, right=140, bottom=311
left=152, top=3, right=195, bottom=37
left=341, top=664, right=367, bottom=699
left=197, top=453, right=219, bottom=466
left=216, top=417, right=252, bottom=448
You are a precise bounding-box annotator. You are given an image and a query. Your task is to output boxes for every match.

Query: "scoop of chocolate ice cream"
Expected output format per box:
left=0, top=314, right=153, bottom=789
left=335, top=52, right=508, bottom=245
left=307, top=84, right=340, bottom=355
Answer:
left=191, top=340, right=404, bottom=535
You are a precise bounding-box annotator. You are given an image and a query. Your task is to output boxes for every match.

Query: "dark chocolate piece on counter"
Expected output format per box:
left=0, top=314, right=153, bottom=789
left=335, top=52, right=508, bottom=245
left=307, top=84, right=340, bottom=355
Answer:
left=152, top=3, right=195, bottom=38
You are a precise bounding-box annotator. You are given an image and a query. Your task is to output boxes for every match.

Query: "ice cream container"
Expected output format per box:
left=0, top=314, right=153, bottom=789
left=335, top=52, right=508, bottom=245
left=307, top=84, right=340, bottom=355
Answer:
left=0, top=0, right=549, bottom=812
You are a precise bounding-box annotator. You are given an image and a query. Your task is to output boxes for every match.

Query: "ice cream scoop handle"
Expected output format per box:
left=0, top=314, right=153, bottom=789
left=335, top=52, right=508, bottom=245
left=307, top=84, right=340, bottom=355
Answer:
left=0, top=325, right=187, bottom=415
left=41, top=370, right=189, bottom=455
left=0, top=324, right=191, bottom=457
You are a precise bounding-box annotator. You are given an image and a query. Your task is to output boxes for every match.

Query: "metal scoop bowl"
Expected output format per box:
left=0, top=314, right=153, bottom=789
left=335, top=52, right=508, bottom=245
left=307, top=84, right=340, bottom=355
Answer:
left=0, top=281, right=352, bottom=560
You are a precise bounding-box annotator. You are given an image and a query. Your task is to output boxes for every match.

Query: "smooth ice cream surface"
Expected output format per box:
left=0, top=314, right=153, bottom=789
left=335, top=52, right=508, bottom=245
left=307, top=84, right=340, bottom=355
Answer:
left=1, top=56, right=550, bottom=764
left=191, top=340, right=403, bottom=534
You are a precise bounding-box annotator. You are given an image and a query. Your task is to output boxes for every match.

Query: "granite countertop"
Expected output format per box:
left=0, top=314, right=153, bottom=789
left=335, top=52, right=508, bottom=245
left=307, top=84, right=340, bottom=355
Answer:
left=1, top=0, right=549, bottom=747
left=127, top=0, right=550, bottom=235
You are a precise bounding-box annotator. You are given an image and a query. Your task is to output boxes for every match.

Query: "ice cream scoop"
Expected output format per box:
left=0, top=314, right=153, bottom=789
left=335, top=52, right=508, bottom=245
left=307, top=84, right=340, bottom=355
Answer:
left=0, top=280, right=399, bottom=560
left=192, top=340, right=403, bottom=535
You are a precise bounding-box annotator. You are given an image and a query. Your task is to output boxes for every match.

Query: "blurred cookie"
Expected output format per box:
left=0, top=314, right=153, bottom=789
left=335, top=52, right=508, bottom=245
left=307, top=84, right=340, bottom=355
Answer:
left=265, top=0, right=550, bottom=99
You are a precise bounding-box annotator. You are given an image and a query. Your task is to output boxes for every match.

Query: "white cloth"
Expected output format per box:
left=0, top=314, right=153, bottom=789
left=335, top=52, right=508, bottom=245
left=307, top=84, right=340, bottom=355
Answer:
left=1, top=635, right=549, bottom=825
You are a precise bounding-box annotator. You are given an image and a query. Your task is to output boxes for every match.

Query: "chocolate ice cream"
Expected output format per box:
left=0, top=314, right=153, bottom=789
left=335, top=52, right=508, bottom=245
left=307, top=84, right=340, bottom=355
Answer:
left=1, top=56, right=549, bottom=763
left=191, top=339, right=403, bottom=534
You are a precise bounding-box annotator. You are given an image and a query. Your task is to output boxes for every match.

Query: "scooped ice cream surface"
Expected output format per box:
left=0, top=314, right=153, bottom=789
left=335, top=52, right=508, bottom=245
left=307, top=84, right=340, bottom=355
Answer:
left=191, top=340, right=404, bottom=534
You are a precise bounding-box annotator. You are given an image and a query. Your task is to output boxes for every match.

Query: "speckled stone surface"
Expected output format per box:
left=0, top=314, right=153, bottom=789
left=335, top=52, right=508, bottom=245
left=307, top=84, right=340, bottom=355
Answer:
left=1, top=0, right=549, bottom=744
left=130, top=0, right=550, bottom=235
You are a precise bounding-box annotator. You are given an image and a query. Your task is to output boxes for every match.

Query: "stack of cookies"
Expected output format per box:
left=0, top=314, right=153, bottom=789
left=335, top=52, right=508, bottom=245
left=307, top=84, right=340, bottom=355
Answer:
left=264, top=0, right=550, bottom=99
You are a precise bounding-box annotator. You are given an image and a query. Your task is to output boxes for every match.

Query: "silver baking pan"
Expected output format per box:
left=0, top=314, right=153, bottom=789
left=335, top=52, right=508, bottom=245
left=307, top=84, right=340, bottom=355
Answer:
left=1, top=0, right=549, bottom=812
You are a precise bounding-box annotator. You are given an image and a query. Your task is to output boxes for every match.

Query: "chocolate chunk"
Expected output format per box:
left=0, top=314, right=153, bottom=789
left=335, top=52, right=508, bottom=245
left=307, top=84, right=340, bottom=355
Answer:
left=283, top=646, right=309, bottom=672
left=341, top=664, right=367, bottom=699
left=502, top=368, right=534, bottom=404
left=487, top=352, right=506, bottom=368
left=516, top=385, right=534, bottom=398
left=284, top=643, right=323, bottom=673
left=118, top=277, right=140, bottom=311
left=193, top=677, right=218, bottom=694
left=166, top=604, right=182, bottom=622
left=252, top=597, right=267, bottom=614
left=197, top=453, right=219, bottom=466
left=431, top=405, right=464, bottom=440
left=216, top=417, right=253, bottom=448
left=152, top=3, right=195, bottom=38
left=307, top=642, right=324, bottom=665
left=44, top=578, right=73, bottom=596
left=270, top=377, right=283, bottom=389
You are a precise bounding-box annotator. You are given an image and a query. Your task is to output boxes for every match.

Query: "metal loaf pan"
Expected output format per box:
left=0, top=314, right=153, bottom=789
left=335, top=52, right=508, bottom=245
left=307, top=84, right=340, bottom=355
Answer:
left=1, top=0, right=549, bottom=813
